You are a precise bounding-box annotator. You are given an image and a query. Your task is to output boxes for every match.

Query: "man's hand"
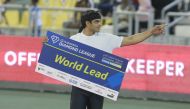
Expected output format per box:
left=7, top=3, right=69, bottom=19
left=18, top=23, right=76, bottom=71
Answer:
left=150, top=24, right=166, bottom=36
left=42, top=37, right=48, bottom=43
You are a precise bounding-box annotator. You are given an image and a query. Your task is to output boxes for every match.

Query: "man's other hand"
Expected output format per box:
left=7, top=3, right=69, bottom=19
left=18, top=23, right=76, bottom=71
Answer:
left=150, top=24, right=166, bottom=35
left=42, top=37, right=48, bottom=43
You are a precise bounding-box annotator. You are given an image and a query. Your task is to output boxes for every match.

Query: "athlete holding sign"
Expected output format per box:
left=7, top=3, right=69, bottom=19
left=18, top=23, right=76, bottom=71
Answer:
left=69, top=10, right=165, bottom=109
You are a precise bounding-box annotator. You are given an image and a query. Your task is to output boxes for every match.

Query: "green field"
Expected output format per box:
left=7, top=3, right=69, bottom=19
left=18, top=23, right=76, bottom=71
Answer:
left=0, top=89, right=190, bottom=109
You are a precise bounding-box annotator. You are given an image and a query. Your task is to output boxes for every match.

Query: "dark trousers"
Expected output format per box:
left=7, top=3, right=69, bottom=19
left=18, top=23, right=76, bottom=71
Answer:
left=70, top=86, right=104, bottom=109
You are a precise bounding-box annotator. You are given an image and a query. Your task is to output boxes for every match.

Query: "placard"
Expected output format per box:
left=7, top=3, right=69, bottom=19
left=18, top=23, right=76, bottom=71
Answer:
left=35, top=31, right=128, bottom=101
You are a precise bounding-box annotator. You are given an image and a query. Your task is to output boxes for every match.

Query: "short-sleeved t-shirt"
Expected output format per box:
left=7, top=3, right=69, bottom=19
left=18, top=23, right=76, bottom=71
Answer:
left=70, top=32, right=123, bottom=53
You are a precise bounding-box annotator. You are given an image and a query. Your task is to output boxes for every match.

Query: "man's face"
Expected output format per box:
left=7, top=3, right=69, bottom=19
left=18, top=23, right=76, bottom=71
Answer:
left=87, top=19, right=102, bottom=32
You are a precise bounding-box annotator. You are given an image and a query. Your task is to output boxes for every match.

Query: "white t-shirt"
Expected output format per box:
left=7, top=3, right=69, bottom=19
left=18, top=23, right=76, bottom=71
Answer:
left=70, top=32, right=123, bottom=53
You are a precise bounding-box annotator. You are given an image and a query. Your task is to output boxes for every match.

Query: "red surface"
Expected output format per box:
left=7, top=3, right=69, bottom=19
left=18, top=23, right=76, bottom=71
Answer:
left=113, top=43, right=190, bottom=94
left=0, top=35, right=63, bottom=85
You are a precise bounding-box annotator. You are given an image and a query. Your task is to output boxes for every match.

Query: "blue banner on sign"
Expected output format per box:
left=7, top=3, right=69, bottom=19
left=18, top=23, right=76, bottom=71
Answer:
left=46, top=31, right=128, bottom=72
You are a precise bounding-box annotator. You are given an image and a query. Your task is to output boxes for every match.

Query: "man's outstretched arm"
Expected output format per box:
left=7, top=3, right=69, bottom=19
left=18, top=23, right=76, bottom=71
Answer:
left=121, top=24, right=165, bottom=46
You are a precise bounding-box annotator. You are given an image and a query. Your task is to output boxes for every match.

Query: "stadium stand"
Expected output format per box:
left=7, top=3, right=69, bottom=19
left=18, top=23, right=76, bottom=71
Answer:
left=38, top=0, right=77, bottom=30
left=0, top=0, right=190, bottom=43
left=5, top=10, right=19, bottom=27
left=20, top=10, right=29, bottom=27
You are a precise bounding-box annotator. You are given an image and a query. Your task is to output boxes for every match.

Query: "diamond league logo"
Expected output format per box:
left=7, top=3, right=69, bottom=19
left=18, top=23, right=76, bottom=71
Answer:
left=51, top=35, right=60, bottom=43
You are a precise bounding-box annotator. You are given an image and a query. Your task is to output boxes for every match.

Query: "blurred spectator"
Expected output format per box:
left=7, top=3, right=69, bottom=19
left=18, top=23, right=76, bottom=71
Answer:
left=115, top=0, right=135, bottom=32
left=97, top=0, right=113, bottom=17
left=151, top=0, right=178, bottom=34
left=151, top=0, right=178, bottom=19
left=63, top=0, right=91, bottom=29
left=137, top=0, right=153, bottom=31
left=29, top=0, right=42, bottom=37
left=137, top=0, right=153, bottom=16
left=132, top=0, right=139, bottom=9
left=0, top=0, right=10, bottom=25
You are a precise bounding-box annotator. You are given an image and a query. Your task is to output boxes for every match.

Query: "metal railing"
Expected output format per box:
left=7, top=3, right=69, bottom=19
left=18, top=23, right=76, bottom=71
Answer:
left=161, top=0, right=183, bottom=19
left=1, top=4, right=190, bottom=46
left=154, top=0, right=183, bottom=24
left=113, top=11, right=154, bottom=36
left=165, top=12, right=190, bottom=36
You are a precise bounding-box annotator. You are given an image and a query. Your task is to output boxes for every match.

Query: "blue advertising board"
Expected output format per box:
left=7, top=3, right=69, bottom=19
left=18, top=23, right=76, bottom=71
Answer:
left=35, top=31, right=128, bottom=101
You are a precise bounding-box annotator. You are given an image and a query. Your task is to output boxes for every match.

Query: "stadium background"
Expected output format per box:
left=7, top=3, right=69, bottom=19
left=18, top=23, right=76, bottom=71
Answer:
left=1, top=0, right=190, bottom=109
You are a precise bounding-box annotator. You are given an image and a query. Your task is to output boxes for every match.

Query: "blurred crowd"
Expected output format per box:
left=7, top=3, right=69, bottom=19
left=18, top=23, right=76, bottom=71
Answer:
left=64, top=0, right=189, bottom=34
left=0, top=0, right=190, bottom=36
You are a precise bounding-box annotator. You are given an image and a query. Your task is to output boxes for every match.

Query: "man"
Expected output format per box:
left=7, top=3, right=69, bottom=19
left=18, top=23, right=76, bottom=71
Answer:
left=30, top=0, right=42, bottom=37
left=69, top=10, right=164, bottom=109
